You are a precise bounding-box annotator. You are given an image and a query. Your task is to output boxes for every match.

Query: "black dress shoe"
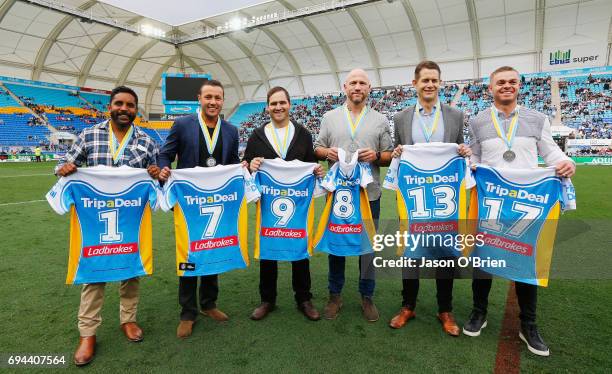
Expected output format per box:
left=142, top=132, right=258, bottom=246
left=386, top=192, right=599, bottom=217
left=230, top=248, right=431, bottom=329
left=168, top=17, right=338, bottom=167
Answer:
left=462, top=310, right=487, bottom=337
left=519, top=324, right=550, bottom=357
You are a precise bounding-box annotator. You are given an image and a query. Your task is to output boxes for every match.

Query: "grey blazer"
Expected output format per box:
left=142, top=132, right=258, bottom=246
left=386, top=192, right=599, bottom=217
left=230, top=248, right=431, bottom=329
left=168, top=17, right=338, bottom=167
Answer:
left=393, top=103, right=465, bottom=146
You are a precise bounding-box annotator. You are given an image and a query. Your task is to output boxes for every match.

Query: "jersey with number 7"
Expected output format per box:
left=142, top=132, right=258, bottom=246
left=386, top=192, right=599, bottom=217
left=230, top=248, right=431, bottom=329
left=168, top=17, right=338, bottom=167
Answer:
left=160, top=164, right=260, bottom=276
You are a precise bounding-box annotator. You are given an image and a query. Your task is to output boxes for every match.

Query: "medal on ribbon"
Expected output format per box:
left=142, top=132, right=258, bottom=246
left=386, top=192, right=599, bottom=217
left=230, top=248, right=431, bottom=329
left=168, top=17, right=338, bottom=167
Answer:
left=415, top=102, right=441, bottom=143
left=108, top=121, right=134, bottom=164
left=490, top=107, right=519, bottom=162
left=197, top=108, right=220, bottom=167
left=344, top=104, right=367, bottom=152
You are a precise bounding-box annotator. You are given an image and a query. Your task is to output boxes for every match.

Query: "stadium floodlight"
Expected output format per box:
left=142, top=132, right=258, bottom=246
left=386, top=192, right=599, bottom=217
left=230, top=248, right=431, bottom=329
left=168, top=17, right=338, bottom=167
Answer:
left=228, top=17, right=245, bottom=31
left=140, top=24, right=167, bottom=38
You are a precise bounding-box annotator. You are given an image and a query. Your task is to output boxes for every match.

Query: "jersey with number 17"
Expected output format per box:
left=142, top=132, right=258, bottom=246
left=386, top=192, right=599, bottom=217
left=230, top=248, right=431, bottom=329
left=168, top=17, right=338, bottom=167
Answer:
left=466, top=165, right=576, bottom=286
left=46, top=165, right=160, bottom=285
left=160, top=164, right=260, bottom=276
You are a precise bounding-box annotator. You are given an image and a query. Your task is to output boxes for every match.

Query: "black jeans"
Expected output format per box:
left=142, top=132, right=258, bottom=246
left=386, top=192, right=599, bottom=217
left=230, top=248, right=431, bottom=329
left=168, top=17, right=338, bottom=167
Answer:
left=401, top=257, right=455, bottom=313
left=259, top=258, right=312, bottom=305
left=179, top=274, right=218, bottom=321
left=472, top=269, right=537, bottom=325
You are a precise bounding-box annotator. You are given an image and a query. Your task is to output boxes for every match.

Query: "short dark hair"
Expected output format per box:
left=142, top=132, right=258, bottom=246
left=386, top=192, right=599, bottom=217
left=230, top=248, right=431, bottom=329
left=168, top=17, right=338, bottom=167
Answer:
left=414, top=60, right=441, bottom=80
left=110, top=86, right=138, bottom=105
left=489, top=66, right=519, bottom=82
left=200, top=79, right=224, bottom=96
left=266, top=86, right=290, bottom=105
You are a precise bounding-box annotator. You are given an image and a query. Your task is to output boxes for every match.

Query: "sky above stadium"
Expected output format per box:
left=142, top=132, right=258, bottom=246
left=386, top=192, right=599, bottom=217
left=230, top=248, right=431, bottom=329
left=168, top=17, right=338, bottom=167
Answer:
left=99, top=0, right=272, bottom=26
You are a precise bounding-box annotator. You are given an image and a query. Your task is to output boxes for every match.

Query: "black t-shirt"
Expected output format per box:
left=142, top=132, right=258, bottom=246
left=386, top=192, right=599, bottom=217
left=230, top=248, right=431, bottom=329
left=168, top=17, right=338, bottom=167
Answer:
left=198, top=125, right=223, bottom=166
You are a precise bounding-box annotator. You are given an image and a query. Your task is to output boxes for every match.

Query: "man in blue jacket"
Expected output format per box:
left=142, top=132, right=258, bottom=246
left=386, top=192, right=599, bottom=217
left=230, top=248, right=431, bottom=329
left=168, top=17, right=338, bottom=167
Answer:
left=158, top=79, right=241, bottom=338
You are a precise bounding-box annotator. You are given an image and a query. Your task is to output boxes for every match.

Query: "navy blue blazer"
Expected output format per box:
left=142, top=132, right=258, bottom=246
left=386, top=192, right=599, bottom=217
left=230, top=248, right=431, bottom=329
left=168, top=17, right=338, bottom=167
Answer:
left=158, top=114, right=240, bottom=169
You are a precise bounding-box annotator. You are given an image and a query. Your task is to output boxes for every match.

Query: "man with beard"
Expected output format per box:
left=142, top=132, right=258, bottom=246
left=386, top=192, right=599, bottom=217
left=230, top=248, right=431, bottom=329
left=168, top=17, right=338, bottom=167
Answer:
left=388, top=61, right=471, bottom=336
left=464, top=66, right=575, bottom=356
left=314, top=69, right=393, bottom=322
left=158, top=79, right=242, bottom=338
left=55, top=86, right=160, bottom=366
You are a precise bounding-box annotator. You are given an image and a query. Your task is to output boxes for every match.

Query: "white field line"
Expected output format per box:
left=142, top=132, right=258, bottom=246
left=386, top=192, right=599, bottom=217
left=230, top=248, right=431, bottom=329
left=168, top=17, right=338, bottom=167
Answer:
left=0, top=173, right=51, bottom=178
left=0, top=199, right=46, bottom=207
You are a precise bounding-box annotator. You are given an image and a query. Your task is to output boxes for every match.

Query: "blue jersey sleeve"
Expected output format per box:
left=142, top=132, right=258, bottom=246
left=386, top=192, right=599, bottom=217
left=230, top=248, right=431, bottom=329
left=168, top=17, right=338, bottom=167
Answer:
left=46, top=178, right=74, bottom=215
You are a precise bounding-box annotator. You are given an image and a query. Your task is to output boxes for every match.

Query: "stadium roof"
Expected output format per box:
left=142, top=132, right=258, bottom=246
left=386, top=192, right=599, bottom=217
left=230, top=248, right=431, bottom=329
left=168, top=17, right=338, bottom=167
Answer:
left=98, top=0, right=272, bottom=26
left=0, top=0, right=610, bottom=115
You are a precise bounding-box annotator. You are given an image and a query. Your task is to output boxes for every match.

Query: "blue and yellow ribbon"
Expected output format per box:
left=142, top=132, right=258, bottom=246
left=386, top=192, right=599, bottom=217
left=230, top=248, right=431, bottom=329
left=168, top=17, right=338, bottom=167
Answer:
left=490, top=108, right=519, bottom=150
left=197, top=108, right=221, bottom=155
left=343, top=104, right=367, bottom=140
left=415, top=102, right=441, bottom=143
left=268, top=123, right=293, bottom=159
left=108, top=122, right=134, bottom=164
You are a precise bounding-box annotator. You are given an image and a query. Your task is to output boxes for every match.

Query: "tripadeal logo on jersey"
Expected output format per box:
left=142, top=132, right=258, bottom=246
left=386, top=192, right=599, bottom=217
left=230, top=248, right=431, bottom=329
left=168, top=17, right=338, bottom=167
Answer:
left=80, top=197, right=143, bottom=209
left=484, top=181, right=550, bottom=204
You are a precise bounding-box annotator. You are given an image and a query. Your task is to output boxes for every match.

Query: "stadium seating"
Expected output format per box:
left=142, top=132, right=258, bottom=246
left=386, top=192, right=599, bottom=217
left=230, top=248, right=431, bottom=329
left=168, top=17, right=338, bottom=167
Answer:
left=559, top=74, right=611, bottom=139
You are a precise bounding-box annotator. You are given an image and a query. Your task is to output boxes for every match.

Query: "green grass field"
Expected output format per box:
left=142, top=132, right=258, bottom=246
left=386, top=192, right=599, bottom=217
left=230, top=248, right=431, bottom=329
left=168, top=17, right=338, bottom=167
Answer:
left=0, top=162, right=611, bottom=373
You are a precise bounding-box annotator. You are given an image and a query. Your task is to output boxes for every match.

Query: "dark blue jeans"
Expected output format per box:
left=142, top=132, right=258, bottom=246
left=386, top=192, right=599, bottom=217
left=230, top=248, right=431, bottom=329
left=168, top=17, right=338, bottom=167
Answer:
left=328, top=198, right=380, bottom=298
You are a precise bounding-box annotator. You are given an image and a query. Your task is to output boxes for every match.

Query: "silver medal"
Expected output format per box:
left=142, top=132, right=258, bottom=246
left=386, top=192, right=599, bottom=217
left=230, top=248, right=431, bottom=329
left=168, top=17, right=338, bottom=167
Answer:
left=205, top=157, right=217, bottom=167
left=348, top=142, right=358, bottom=153
left=503, top=150, right=516, bottom=162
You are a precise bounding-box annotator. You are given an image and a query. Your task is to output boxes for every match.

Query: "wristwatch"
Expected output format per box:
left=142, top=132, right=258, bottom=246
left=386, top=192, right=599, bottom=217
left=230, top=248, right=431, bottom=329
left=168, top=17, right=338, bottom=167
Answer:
left=376, top=151, right=381, bottom=161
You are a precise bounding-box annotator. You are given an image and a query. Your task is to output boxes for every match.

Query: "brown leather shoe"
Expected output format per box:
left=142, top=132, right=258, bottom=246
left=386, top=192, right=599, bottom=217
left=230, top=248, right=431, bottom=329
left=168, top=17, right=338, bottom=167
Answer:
left=200, top=308, right=229, bottom=322
left=120, top=322, right=143, bottom=342
left=438, top=312, right=460, bottom=336
left=389, top=307, right=416, bottom=329
left=250, top=302, right=275, bottom=321
left=177, top=320, right=195, bottom=339
left=73, top=336, right=96, bottom=366
left=298, top=301, right=321, bottom=321
left=323, top=294, right=343, bottom=320
left=361, top=296, right=379, bottom=322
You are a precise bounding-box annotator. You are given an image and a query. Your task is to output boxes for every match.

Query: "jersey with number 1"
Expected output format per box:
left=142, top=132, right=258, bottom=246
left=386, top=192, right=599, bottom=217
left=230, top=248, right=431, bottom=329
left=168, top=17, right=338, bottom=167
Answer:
left=314, top=148, right=376, bottom=256
left=46, top=165, right=159, bottom=285
left=253, top=159, right=324, bottom=261
left=160, top=165, right=260, bottom=276
left=383, top=143, right=472, bottom=258
left=466, top=165, right=576, bottom=286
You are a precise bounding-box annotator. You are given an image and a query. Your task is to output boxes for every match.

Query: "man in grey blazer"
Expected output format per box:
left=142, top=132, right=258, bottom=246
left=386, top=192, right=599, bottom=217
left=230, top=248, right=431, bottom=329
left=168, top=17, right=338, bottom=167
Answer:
left=388, top=61, right=471, bottom=336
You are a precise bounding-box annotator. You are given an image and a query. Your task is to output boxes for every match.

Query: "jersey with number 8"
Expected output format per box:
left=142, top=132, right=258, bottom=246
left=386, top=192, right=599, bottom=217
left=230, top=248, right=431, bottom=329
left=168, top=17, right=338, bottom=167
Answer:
left=46, top=165, right=159, bottom=284
left=314, top=148, right=376, bottom=256
left=160, top=164, right=260, bottom=276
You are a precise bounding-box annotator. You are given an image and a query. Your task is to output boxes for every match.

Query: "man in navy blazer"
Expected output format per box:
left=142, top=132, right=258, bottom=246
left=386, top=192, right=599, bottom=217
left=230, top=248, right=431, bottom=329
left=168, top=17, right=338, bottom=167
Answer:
left=158, top=79, right=241, bottom=338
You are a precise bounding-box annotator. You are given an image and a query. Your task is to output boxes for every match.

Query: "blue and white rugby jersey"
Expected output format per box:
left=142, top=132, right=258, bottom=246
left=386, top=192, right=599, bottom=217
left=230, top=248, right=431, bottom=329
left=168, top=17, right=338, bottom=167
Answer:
left=46, top=165, right=160, bottom=285
left=160, top=164, right=260, bottom=276
left=314, top=148, right=376, bottom=256
left=466, top=165, right=576, bottom=286
left=383, top=143, right=473, bottom=258
left=253, top=159, right=325, bottom=261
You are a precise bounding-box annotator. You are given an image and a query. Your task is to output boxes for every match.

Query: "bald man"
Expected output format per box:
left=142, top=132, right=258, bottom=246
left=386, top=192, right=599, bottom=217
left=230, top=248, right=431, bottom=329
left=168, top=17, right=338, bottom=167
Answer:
left=314, top=69, right=393, bottom=322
